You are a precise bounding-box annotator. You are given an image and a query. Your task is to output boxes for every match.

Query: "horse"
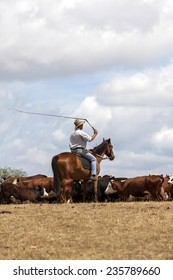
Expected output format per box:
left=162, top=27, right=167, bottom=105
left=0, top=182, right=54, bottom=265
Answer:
left=51, top=138, right=115, bottom=203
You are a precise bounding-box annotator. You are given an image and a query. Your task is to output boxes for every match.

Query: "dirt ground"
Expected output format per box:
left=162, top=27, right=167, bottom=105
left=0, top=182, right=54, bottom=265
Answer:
left=0, top=201, right=173, bottom=260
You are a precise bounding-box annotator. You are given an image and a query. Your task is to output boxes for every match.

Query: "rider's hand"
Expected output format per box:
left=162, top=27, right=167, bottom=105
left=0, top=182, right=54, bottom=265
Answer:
left=93, top=128, right=98, bottom=135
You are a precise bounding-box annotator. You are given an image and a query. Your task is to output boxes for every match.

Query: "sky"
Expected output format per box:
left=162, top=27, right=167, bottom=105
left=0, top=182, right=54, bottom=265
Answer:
left=1, top=0, right=173, bottom=178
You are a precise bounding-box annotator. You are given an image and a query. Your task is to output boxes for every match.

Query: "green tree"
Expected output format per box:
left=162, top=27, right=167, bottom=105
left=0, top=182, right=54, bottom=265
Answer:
left=0, top=167, right=27, bottom=183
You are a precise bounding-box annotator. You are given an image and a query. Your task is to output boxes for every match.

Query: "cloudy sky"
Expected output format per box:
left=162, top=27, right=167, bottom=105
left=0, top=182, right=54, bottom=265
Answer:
left=1, top=0, right=173, bottom=178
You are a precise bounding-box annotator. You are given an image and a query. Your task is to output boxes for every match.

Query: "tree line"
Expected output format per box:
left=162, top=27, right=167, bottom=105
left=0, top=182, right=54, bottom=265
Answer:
left=0, top=167, right=27, bottom=183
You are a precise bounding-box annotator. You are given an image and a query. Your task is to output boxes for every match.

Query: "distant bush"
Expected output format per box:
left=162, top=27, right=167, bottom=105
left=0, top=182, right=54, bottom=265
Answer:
left=0, top=167, right=27, bottom=183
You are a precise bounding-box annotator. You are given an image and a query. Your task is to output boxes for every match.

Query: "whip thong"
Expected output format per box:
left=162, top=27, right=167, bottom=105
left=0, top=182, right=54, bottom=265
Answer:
left=6, top=106, right=95, bottom=129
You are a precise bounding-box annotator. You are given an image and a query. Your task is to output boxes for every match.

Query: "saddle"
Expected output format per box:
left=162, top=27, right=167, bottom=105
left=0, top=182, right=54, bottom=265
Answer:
left=71, top=151, right=91, bottom=170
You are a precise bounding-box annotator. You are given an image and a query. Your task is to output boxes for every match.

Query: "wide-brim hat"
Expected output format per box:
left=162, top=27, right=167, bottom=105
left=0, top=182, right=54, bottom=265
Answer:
left=74, top=119, right=85, bottom=128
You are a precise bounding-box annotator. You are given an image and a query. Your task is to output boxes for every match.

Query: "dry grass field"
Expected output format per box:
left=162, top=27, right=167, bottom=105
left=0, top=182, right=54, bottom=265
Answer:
left=0, top=201, right=173, bottom=260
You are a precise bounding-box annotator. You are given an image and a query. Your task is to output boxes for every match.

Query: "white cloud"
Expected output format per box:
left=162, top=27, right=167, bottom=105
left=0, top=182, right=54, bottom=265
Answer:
left=6, top=138, right=24, bottom=149
left=67, top=0, right=161, bottom=32
left=72, top=96, right=112, bottom=130
left=96, top=64, right=173, bottom=107
left=1, top=0, right=173, bottom=178
left=25, top=147, right=49, bottom=165
left=52, top=129, right=66, bottom=142
left=152, top=127, right=173, bottom=149
left=0, top=123, right=10, bottom=133
left=113, top=149, right=173, bottom=178
left=0, top=0, right=173, bottom=79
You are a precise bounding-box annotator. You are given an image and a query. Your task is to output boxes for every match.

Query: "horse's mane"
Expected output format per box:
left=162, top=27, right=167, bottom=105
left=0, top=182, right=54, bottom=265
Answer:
left=91, top=139, right=110, bottom=155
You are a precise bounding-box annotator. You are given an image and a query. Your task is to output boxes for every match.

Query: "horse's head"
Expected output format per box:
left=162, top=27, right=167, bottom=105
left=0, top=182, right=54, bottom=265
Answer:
left=92, top=138, right=115, bottom=160
left=103, top=138, right=115, bottom=161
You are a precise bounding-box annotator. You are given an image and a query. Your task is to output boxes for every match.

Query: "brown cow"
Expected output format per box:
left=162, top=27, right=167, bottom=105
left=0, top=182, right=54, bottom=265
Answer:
left=104, top=179, right=126, bottom=197
left=3, top=174, right=47, bottom=185
left=18, top=177, right=54, bottom=193
left=0, top=184, right=3, bottom=203
left=1, top=182, right=48, bottom=204
left=19, top=174, right=47, bottom=180
left=106, top=175, right=165, bottom=201
left=161, top=175, right=173, bottom=200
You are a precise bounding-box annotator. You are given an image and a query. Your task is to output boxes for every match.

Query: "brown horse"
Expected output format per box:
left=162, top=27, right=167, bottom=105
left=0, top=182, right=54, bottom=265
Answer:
left=51, top=138, right=115, bottom=202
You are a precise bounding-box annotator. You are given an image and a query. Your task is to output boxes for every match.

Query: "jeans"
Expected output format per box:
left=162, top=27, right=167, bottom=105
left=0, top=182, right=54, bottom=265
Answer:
left=71, top=148, right=96, bottom=175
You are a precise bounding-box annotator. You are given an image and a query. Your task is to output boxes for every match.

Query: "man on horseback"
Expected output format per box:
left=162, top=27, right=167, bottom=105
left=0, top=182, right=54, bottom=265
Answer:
left=69, top=119, right=98, bottom=180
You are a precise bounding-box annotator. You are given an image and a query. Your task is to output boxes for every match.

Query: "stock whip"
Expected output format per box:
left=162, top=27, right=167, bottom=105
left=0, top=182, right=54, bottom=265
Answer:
left=6, top=106, right=95, bottom=129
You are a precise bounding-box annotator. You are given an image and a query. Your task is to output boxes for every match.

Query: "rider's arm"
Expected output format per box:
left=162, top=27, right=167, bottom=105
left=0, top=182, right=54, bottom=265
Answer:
left=90, top=128, right=98, bottom=141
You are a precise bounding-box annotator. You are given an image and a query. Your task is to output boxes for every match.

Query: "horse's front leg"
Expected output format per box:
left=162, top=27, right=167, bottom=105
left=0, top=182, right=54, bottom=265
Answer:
left=93, top=180, right=98, bottom=202
left=82, top=180, right=98, bottom=202
left=82, top=180, right=87, bottom=202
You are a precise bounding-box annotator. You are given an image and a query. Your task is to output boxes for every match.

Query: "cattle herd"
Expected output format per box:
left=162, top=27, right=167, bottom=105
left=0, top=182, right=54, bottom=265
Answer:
left=0, top=173, right=173, bottom=204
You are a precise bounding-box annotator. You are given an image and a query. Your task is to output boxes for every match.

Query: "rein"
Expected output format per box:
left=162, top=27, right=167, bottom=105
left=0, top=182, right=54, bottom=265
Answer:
left=95, top=154, right=110, bottom=160
left=86, top=149, right=109, bottom=159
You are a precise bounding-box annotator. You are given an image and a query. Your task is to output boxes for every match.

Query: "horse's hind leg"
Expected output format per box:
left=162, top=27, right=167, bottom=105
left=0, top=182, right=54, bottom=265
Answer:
left=60, top=178, right=74, bottom=203
left=60, top=185, right=73, bottom=203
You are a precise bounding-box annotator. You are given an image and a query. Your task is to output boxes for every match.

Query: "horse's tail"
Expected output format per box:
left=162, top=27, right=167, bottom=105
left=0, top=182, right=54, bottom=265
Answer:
left=51, top=155, right=61, bottom=201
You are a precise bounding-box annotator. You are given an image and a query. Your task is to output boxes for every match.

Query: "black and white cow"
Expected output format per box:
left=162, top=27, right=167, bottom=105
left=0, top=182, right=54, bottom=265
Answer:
left=72, top=175, right=127, bottom=202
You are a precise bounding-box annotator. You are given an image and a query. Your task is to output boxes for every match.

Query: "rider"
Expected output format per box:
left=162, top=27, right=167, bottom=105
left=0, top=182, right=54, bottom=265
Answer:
left=69, top=119, right=98, bottom=180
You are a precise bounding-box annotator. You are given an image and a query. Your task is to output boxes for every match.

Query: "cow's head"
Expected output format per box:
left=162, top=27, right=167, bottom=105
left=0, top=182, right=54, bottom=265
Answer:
left=104, top=179, right=123, bottom=195
left=35, top=186, right=48, bottom=197
left=168, top=175, right=173, bottom=186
